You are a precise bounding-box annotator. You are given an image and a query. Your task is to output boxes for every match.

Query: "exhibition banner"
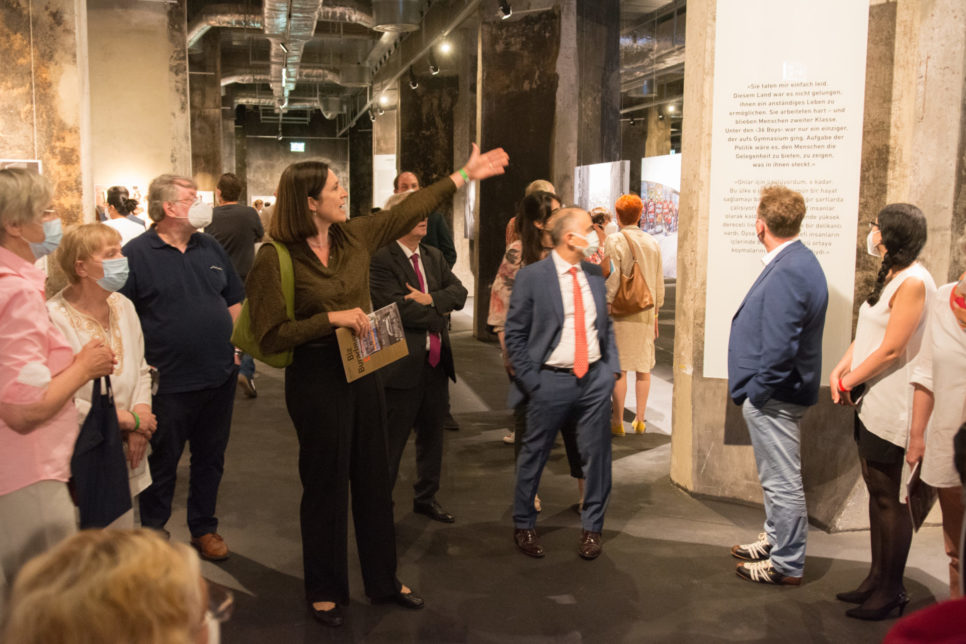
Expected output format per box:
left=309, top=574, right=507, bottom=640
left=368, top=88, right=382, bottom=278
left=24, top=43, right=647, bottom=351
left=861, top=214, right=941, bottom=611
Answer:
left=702, top=0, right=869, bottom=379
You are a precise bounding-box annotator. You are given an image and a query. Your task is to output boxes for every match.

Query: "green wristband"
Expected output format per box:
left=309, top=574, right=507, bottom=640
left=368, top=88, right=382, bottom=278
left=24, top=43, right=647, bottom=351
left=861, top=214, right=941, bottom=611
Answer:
left=131, top=411, right=140, bottom=432
left=458, top=168, right=469, bottom=182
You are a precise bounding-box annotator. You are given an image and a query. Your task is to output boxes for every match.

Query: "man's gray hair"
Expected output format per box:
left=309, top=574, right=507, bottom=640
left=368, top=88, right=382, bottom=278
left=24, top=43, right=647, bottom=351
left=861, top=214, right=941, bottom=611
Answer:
left=147, top=174, right=196, bottom=223
left=549, top=207, right=587, bottom=246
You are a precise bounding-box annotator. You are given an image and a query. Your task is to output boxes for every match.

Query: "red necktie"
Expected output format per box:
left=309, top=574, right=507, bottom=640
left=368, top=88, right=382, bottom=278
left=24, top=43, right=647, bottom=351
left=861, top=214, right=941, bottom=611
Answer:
left=411, top=253, right=441, bottom=367
left=570, top=267, right=588, bottom=378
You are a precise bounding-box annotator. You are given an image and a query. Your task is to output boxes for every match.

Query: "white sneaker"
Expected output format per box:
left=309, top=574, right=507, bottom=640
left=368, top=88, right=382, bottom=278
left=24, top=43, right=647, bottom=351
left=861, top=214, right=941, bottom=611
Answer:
left=730, top=532, right=772, bottom=561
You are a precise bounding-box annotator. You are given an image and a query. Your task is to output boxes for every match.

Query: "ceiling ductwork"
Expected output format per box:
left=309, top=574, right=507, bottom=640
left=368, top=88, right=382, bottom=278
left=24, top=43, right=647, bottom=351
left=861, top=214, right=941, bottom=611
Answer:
left=187, top=5, right=262, bottom=49
left=232, top=94, right=322, bottom=111
left=263, top=0, right=323, bottom=107
left=221, top=66, right=341, bottom=87
left=372, top=0, right=422, bottom=32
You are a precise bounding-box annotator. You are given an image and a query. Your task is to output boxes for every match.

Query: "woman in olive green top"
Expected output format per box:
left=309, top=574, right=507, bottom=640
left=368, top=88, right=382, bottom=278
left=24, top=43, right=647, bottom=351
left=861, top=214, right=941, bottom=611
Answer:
left=246, top=144, right=508, bottom=627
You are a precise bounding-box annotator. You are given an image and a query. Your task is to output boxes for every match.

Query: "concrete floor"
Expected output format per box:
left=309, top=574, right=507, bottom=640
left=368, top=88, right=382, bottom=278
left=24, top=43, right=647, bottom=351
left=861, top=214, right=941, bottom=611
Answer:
left=163, top=301, right=953, bottom=643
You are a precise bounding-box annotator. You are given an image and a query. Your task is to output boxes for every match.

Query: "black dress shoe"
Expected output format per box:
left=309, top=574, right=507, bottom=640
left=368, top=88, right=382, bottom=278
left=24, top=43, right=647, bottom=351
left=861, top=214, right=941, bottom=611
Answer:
left=578, top=530, right=602, bottom=560
left=309, top=603, right=343, bottom=627
left=373, top=589, right=425, bottom=610
left=514, top=528, right=544, bottom=558
left=413, top=500, right=455, bottom=523
left=836, top=588, right=874, bottom=604
left=845, top=593, right=909, bottom=621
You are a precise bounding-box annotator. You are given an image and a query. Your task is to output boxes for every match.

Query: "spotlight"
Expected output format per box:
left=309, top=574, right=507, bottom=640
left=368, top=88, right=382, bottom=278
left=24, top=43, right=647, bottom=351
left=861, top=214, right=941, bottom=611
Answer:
left=379, top=93, right=389, bottom=106
left=629, top=117, right=635, bottom=126
left=498, top=0, right=512, bottom=19
left=369, top=107, right=376, bottom=121
left=658, top=112, right=665, bottom=121
left=666, top=104, right=676, bottom=113
left=408, top=65, right=419, bottom=90
left=427, top=50, right=440, bottom=75
left=439, top=39, right=452, bottom=55
left=279, top=41, right=289, bottom=54
left=376, top=105, right=385, bottom=116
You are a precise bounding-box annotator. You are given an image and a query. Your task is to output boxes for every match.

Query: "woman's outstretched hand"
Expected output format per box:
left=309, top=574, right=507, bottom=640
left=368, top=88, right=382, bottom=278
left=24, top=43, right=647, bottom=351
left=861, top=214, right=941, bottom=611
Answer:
left=460, top=144, right=509, bottom=182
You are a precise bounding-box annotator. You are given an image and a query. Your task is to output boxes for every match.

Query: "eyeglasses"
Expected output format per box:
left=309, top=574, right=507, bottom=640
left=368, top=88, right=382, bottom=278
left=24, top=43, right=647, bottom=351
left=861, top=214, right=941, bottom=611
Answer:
left=869, top=221, right=879, bottom=229
left=171, top=196, right=201, bottom=207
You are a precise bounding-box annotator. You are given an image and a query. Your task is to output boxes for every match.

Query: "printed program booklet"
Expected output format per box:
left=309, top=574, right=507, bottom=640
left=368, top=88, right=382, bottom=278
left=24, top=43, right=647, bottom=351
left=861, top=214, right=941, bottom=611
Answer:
left=335, top=302, right=408, bottom=382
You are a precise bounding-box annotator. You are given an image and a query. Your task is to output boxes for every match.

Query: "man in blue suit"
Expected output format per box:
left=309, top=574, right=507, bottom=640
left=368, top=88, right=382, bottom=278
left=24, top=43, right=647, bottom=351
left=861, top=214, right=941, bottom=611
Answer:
left=505, top=208, right=621, bottom=560
left=728, top=185, right=828, bottom=586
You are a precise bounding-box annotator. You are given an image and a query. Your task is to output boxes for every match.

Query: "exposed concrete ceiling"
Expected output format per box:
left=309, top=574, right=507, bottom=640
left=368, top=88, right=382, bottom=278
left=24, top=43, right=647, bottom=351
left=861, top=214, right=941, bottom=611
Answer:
left=187, top=0, right=684, bottom=128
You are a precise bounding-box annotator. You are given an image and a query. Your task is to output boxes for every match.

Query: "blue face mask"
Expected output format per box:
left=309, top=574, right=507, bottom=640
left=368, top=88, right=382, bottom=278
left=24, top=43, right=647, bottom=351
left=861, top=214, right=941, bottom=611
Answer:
left=28, top=218, right=63, bottom=260
left=96, top=257, right=130, bottom=292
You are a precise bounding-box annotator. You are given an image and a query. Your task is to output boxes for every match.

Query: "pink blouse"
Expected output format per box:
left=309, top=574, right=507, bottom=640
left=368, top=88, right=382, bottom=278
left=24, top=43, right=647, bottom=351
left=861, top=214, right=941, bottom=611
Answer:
left=0, top=246, right=78, bottom=496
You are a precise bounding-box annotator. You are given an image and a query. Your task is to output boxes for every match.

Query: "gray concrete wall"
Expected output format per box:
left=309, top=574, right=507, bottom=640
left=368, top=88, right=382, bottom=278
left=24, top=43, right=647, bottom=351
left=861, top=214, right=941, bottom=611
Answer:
left=671, top=0, right=966, bottom=532
left=87, top=0, right=191, bottom=191
left=244, top=137, right=348, bottom=206
left=189, top=30, right=222, bottom=193
left=1, top=0, right=90, bottom=225
left=348, top=119, right=373, bottom=219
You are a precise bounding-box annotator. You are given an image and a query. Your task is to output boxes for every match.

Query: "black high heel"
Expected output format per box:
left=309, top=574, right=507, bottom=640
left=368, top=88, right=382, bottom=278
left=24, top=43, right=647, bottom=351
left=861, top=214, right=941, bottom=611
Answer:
left=835, top=588, right=874, bottom=604
left=845, top=593, right=909, bottom=621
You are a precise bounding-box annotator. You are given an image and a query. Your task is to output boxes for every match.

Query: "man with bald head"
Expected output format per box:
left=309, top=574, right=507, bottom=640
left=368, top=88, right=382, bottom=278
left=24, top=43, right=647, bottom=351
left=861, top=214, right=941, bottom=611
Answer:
left=504, top=208, right=621, bottom=560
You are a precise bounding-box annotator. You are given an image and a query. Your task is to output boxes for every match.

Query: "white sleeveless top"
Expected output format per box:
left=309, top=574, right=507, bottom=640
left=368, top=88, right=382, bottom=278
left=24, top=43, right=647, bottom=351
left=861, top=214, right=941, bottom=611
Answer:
left=852, top=262, right=936, bottom=447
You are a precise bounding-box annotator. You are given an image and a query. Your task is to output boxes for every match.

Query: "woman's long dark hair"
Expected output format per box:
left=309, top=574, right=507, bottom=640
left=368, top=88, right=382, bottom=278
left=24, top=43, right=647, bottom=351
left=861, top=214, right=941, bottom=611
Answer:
left=270, top=160, right=330, bottom=242
left=867, top=203, right=927, bottom=306
left=518, top=191, right=557, bottom=266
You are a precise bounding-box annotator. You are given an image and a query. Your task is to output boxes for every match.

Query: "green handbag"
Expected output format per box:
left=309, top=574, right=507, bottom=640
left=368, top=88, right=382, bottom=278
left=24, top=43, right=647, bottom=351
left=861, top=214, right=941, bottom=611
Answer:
left=231, top=241, right=295, bottom=368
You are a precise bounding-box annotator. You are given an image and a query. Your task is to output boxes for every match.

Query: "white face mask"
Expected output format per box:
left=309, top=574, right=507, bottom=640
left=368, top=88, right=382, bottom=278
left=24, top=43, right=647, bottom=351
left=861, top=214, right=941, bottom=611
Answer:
left=187, top=201, right=213, bottom=229
left=866, top=229, right=881, bottom=258
left=573, top=231, right=599, bottom=258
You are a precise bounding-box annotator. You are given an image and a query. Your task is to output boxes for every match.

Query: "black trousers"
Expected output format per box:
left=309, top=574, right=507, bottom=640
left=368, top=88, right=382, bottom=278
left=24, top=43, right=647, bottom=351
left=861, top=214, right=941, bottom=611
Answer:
left=285, top=341, right=401, bottom=605
left=140, top=369, right=236, bottom=537
left=384, top=361, right=449, bottom=506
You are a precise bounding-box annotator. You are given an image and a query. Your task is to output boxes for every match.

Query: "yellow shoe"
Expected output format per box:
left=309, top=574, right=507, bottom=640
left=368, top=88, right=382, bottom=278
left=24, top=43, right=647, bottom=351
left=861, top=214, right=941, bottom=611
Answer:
left=611, top=422, right=625, bottom=437
left=632, top=419, right=646, bottom=434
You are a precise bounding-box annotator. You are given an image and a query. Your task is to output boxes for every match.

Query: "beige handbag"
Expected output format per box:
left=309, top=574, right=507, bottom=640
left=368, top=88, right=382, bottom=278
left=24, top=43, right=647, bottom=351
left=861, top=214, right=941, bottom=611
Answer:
left=610, top=231, right=654, bottom=317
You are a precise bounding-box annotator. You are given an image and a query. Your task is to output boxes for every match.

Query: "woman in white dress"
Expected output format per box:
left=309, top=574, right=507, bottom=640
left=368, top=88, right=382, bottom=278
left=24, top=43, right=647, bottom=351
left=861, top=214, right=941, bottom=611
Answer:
left=829, top=203, right=935, bottom=620
left=906, top=272, right=966, bottom=599
left=48, top=223, right=157, bottom=527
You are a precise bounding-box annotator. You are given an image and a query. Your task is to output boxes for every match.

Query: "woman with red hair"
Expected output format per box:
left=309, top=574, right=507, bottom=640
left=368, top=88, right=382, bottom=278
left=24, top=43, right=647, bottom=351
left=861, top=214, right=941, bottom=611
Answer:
left=604, top=194, right=665, bottom=435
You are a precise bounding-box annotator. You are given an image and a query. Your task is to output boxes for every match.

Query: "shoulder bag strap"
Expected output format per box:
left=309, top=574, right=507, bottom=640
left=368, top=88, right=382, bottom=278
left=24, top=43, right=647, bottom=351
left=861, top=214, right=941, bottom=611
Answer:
left=270, top=241, right=295, bottom=320
left=620, top=230, right=644, bottom=271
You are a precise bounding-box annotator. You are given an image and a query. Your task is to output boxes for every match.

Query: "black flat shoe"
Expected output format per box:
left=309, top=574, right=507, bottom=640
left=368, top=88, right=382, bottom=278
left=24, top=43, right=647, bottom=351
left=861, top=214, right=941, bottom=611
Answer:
left=373, top=589, right=425, bottom=610
left=309, top=603, right=343, bottom=627
left=845, top=593, right=909, bottom=621
left=835, top=588, right=874, bottom=604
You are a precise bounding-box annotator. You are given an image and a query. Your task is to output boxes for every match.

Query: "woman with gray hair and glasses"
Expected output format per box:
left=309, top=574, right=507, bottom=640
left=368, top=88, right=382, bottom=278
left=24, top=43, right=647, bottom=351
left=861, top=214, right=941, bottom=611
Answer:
left=0, top=168, right=114, bottom=608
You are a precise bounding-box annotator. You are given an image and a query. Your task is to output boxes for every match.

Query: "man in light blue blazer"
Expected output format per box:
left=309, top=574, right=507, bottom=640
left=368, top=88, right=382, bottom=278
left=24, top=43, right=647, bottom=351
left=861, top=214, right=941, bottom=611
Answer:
left=504, top=208, right=621, bottom=560
left=727, top=185, right=828, bottom=586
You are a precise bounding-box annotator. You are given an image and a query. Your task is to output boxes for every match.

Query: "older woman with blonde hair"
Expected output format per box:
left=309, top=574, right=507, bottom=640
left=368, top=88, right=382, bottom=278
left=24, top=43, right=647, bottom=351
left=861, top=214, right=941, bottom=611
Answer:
left=0, top=168, right=114, bottom=608
left=1, top=529, right=226, bottom=643
left=604, top=194, right=665, bottom=436
left=48, top=223, right=158, bottom=527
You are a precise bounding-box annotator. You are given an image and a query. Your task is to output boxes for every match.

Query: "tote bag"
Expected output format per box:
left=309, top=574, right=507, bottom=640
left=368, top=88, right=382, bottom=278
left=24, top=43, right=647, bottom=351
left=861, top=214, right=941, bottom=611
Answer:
left=70, top=377, right=132, bottom=528
left=610, top=230, right=654, bottom=317
left=231, top=241, right=295, bottom=368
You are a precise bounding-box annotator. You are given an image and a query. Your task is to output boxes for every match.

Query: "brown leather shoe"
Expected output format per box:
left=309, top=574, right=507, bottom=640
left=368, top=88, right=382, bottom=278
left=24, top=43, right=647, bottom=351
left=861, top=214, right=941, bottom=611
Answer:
left=513, top=528, right=544, bottom=558
left=191, top=533, right=230, bottom=561
left=578, top=530, right=602, bottom=560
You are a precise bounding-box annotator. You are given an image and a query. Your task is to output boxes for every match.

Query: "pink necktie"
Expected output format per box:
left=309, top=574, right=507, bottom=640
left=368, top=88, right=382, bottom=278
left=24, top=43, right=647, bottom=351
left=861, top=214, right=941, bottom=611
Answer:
left=411, top=253, right=441, bottom=367
left=570, top=267, right=588, bottom=378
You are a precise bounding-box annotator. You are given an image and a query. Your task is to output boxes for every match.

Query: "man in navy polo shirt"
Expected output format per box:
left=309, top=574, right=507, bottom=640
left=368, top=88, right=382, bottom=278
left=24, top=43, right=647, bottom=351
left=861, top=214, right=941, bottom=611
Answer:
left=121, top=174, right=244, bottom=561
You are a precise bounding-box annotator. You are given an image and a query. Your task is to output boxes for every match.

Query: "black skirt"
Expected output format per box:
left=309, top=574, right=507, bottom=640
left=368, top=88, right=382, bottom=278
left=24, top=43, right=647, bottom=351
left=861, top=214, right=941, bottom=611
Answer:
left=854, top=414, right=905, bottom=464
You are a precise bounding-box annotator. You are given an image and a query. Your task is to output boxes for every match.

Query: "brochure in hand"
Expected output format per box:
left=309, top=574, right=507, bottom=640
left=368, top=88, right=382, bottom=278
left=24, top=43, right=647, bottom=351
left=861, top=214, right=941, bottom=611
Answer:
left=905, top=461, right=937, bottom=532
left=335, top=302, right=408, bottom=382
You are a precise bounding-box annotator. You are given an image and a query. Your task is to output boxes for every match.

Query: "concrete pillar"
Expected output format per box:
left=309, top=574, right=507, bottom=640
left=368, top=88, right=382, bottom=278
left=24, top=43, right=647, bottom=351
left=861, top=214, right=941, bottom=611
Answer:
left=621, top=120, right=646, bottom=194
left=348, top=119, right=373, bottom=219
left=0, top=0, right=90, bottom=225
left=189, top=31, right=223, bottom=193
left=398, top=74, right=458, bottom=215
left=670, top=0, right=966, bottom=531
left=475, top=8, right=560, bottom=337
left=451, top=25, right=479, bottom=289
left=644, top=106, right=672, bottom=157
left=87, top=0, right=191, bottom=191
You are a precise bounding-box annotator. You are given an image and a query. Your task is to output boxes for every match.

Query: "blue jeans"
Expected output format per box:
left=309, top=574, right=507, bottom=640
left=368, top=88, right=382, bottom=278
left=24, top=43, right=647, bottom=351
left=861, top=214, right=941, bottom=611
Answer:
left=239, top=352, right=255, bottom=379
left=742, top=398, right=808, bottom=576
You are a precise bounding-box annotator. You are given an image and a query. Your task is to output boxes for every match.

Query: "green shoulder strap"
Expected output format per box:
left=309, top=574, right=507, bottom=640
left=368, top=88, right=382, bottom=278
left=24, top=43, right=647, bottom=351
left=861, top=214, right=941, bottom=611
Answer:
left=270, top=241, right=295, bottom=320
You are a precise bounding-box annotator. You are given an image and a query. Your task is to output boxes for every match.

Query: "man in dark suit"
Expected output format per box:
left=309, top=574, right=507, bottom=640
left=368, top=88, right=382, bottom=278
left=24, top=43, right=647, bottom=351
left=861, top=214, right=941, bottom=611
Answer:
left=370, top=211, right=467, bottom=523
left=504, top=208, right=621, bottom=560
left=728, top=185, right=828, bottom=586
